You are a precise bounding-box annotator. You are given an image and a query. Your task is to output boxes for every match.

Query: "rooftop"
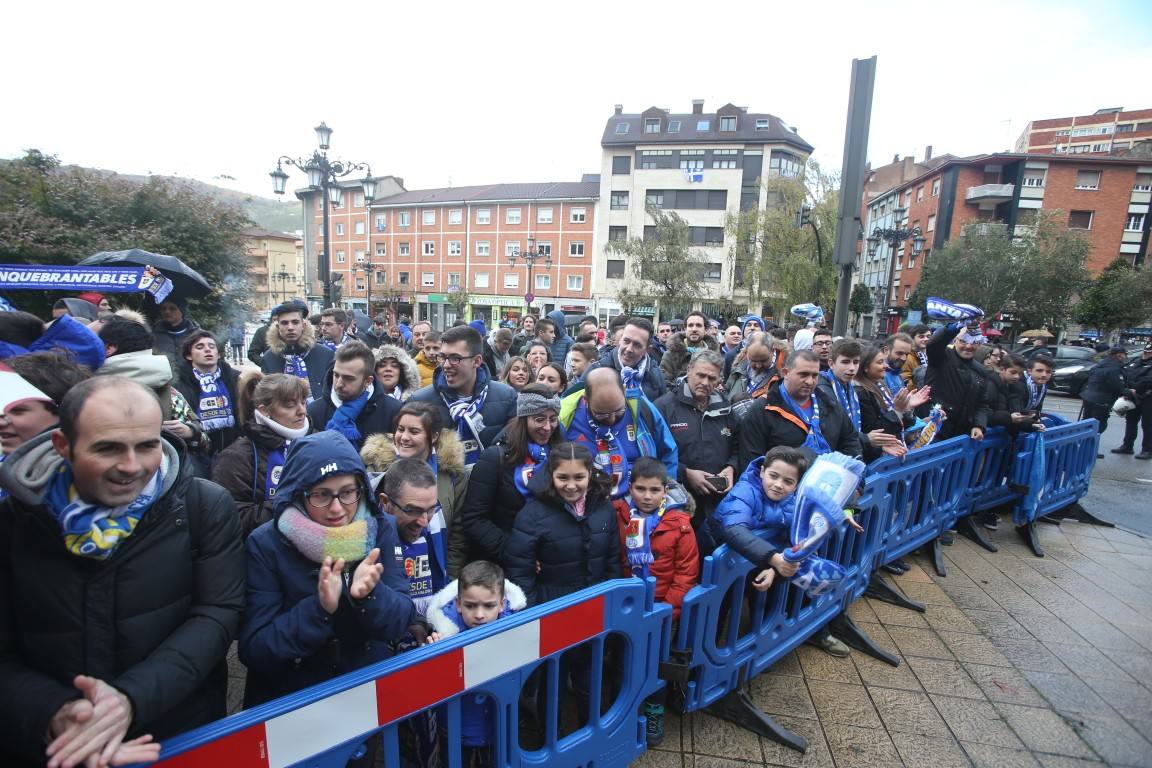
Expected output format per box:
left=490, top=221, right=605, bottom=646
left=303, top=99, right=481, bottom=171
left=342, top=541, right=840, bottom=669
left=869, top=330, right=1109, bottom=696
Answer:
left=369, top=181, right=599, bottom=208
left=601, top=100, right=813, bottom=153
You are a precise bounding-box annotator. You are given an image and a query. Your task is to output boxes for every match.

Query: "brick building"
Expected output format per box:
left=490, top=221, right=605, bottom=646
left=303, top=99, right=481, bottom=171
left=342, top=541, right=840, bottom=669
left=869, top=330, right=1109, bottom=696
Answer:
left=1015, top=107, right=1152, bottom=156
left=242, top=227, right=304, bottom=311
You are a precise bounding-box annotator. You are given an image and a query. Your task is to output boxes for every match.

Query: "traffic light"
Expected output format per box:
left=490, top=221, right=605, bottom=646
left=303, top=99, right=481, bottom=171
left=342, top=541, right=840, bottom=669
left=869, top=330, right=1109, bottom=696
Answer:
left=795, top=205, right=812, bottom=228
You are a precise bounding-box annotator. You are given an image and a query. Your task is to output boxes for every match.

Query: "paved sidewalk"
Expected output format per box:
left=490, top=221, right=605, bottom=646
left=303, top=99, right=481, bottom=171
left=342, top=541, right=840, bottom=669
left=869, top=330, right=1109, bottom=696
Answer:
left=640, top=519, right=1152, bottom=767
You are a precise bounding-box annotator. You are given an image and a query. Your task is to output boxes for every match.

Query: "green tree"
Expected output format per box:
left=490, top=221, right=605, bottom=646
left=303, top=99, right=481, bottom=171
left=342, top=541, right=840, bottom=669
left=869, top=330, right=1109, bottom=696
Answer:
left=909, top=212, right=1090, bottom=329
left=605, top=206, right=708, bottom=321
left=0, top=150, right=253, bottom=331
left=1075, top=258, right=1152, bottom=335
left=848, top=283, right=874, bottom=335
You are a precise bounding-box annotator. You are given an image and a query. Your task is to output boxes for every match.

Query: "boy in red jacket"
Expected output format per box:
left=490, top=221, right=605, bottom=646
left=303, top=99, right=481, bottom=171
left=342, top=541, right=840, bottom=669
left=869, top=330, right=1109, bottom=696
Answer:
left=614, top=457, right=700, bottom=747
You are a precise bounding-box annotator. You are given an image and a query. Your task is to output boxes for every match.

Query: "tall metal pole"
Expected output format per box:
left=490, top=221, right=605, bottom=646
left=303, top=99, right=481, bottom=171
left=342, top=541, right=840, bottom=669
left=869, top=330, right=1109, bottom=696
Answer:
left=527, top=259, right=534, bottom=316
left=831, top=56, right=877, bottom=337
left=321, top=183, right=332, bottom=308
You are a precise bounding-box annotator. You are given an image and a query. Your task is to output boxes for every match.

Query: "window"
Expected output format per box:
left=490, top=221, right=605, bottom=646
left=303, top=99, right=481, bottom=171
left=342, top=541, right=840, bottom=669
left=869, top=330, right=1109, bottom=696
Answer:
left=612, top=156, right=631, bottom=175
left=1092, top=143, right=1110, bottom=152
left=448, top=240, right=461, bottom=256
left=769, top=151, right=803, bottom=178
left=537, top=242, right=552, bottom=257
left=646, top=190, right=665, bottom=208
left=1068, top=210, right=1093, bottom=229
left=1117, top=123, right=1135, bottom=133
left=614, top=122, right=629, bottom=134
left=570, top=207, right=586, bottom=223
left=332, top=195, right=343, bottom=209
left=448, top=209, right=462, bottom=225
left=701, top=263, right=722, bottom=282
left=398, top=242, right=410, bottom=256
left=904, top=287, right=911, bottom=302
left=335, top=250, right=346, bottom=263
left=375, top=215, right=387, bottom=231
left=355, top=277, right=365, bottom=291
left=680, top=158, right=704, bottom=171
left=1075, top=170, right=1101, bottom=190
left=354, top=221, right=365, bottom=235
left=317, top=197, right=324, bottom=210
left=422, top=240, right=435, bottom=256
left=610, top=191, right=629, bottom=210
left=421, top=272, right=435, bottom=287
left=1127, top=214, right=1146, bottom=231
left=696, top=120, right=710, bottom=131
left=503, top=273, right=519, bottom=289
left=712, top=158, right=737, bottom=169
left=422, top=210, right=435, bottom=226
left=668, top=120, right=681, bottom=132
left=335, top=223, right=345, bottom=236
left=755, top=118, right=770, bottom=130
left=570, top=241, right=585, bottom=257
left=376, top=243, right=387, bottom=256
left=505, top=241, right=520, bottom=258
left=644, top=118, right=660, bottom=134
left=927, top=214, right=936, bottom=232
left=506, top=208, right=521, bottom=225
left=606, top=260, right=626, bottom=279
left=537, top=207, right=553, bottom=224
left=908, top=254, right=916, bottom=270
left=1134, top=174, right=1152, bottom=192
left=535, top=273, right=550, bottom=290
left=916, top=186, right=925, bottom=202
left=719, top=115, right=737, bottom=131
left=447, top=272, right=460, bottom=288
left=932, top=179, right=941, bottom=196
left=398, top=212, right=411, bottom=227
left=474, top=272, right=490, bottom=289
left=476, top=241, right=490, bottom=256
left=354, top=193, right=364, bottom=208
left=1022, top=172, right=1045, bottom=187
left=476, top=208, right=491, bottom=225
left=374, top=270, right=386, bottom=285
left=398, top=271, right=410, bottom=285
left=355, top=249, right=365, bottom=263
left=567, top=275, right=584, bottom=291
left=609, top=226, right=628, bottom=241
left=1016, top=209, right=1039, bottom=226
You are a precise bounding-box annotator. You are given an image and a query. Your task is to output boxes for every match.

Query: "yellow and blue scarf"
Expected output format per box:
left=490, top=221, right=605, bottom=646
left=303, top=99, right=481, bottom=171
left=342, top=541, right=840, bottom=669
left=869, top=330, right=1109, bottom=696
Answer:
left=44, top=462, right=164, bottom=559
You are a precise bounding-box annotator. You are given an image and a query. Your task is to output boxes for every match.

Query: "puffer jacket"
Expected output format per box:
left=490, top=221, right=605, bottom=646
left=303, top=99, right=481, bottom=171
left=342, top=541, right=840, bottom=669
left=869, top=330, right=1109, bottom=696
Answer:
left=306, top=371, right=402, bottom=452
left=413, top=349, right=437, bottom=388
left=239, top=431, right=414, bottom=707
left=211, top=421, right=293, bottom=537
left=0, top=314, right=106, bottom=371
left=709, top=456, right=796, bottom=568
left=460, top=442, right=533, bottom=562
left=374, top=344, right=423, bottom=400
left=360, top=430, right=471, bottom=577
left=408, top=373, right=519, bottom=457
left=0, top=433, right=245, bottom=765
left=260, top=321, right=335, bottom=401
left=502, top=469, right=621, bottom=606
left=546, top=309, right=573, bottom=366
left=659, top=331, right=719, bottom=387
left=614, top=488, right=699, bottom=619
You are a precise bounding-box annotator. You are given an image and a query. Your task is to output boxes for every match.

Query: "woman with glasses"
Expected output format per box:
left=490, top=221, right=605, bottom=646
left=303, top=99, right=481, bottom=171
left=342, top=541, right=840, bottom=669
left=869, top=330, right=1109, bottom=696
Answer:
left=239, top=430, right=414, bottom=723
left=499, top=356, right=533, bottom=392
left=361, top=402, right=469, bottom=577
left=522, top=341, right=551, bottom=377
left=462, top=385, right=565, bottom=562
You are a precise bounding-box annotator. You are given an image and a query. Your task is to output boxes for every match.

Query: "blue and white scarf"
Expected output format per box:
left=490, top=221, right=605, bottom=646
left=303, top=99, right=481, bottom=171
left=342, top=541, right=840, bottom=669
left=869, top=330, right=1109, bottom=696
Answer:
left=325, top=383, right=373, bottom=443
left=513, top=442, right=547, bottom=499
left=436, top=367, right=490, bottom=465
left=778, top=387, right=832, bottom=455
left=1025, top=372, right=1046, bottom=411
left=44, top=457, right=166, bottom=559
left=193, top=368, right=235, bottom=433
left=621, top=355, right=649, bottom=395
left=821, top=370, right=860, bottom=430
left=284, top=351, right=310, bottom=386
left=624, top=497, right=667, bottom=579
left=926, top=297, right=983, bottom=321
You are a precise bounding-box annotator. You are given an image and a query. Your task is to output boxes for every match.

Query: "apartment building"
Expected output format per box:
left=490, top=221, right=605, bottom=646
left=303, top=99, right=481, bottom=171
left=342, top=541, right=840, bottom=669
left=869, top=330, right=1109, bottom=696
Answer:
left=242, top=227, right=304, bottom=311
left=366, top=182, right=599, bottom=329
left=1015, top=107, right=1152, bottom=156
left=596, top=99, right=813, bottom=321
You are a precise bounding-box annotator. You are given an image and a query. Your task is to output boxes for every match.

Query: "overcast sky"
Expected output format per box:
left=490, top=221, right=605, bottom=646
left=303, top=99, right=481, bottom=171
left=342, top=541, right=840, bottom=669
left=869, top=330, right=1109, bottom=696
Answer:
left=4, top=0, right=1149, bottom=205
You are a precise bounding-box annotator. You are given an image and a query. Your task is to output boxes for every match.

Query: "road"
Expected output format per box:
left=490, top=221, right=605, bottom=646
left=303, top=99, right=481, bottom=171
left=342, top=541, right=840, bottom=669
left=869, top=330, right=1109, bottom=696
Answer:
left=1045, top=394, right=1152, bottom=536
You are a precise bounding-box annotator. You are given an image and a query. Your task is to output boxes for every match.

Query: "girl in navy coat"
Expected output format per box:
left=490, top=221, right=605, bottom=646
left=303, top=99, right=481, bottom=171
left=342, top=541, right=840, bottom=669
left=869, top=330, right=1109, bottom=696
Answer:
left=239, top=430, right=415, bottom=708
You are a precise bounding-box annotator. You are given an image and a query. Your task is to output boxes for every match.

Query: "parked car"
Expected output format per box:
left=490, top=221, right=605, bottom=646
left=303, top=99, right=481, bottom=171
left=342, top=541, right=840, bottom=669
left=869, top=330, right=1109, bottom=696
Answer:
left=1049, top=347, right=1143, bottom=396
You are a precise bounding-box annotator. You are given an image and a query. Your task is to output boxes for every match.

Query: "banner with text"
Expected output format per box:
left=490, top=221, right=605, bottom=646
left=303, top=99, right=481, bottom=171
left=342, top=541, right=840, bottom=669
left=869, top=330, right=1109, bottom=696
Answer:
left=0, top=265, right=172, bottom=302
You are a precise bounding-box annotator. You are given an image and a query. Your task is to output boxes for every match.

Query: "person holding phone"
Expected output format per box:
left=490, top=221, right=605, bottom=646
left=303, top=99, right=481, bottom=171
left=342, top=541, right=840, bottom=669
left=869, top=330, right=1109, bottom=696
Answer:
left=654, top=349, right=737, bottom=555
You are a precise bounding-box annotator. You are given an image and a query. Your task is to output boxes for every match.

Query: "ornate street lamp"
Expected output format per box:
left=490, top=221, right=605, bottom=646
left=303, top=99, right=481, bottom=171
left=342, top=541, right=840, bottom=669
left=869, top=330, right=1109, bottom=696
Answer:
left=270, top=122, right=375, bottom=307
left=508, top=235, right=552, bottom=315
left=866, top=207, right=926, bottom=334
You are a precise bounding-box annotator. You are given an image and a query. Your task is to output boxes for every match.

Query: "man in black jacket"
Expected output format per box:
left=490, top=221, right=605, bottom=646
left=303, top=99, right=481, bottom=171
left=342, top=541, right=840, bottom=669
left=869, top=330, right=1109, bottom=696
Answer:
left=587, top=317, right=668, bottom=402
left=1081, top=346, right=1128, bottom=441
left=925, top=322, right=992, bottom=442
left=260, top=300, right=335, bottom=401
left=0, top=377, right=244, bottom=767
left=738, top=349, right=862, bottom=470
left=307, top=341, right=400, bottom=451
left=1114, top=342, right=1152, bottom=459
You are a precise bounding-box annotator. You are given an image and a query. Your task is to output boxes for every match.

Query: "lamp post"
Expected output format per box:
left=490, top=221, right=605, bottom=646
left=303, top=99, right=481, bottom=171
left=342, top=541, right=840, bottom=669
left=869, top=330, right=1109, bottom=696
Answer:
left=270, top=122, right=376, bottom=308
left=274, top=268, right=293, bottom=305
left=507, top=235, right=552, bottom=316
left=866, top=206, right=926, bottom=335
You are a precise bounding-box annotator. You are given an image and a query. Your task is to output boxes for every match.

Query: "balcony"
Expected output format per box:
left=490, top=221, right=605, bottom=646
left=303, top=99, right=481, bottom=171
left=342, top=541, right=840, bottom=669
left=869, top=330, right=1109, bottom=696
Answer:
left=966, top=183, right=1015, bottom=204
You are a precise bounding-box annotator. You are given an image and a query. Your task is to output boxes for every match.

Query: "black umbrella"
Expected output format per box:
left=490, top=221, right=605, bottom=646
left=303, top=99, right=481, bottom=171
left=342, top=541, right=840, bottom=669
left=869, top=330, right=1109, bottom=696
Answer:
left=78, top=248, right=212, bottom=299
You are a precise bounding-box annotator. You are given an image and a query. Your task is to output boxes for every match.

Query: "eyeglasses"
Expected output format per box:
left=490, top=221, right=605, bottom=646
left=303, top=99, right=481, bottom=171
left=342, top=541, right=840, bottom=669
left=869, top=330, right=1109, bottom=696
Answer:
left=812, top=340, right=832, bottom=347
left=441, top=353, right=477, bottom=366
left=391, top=501, right=442, bottom=520
left=304, top=487, right=362, bottom=508
left=590, top=406, right=625, bottom=423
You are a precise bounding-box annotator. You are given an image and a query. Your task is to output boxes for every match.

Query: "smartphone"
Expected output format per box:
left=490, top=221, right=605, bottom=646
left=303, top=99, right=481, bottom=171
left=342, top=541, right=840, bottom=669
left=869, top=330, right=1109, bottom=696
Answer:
left=706, top=475, right=729, bottom=492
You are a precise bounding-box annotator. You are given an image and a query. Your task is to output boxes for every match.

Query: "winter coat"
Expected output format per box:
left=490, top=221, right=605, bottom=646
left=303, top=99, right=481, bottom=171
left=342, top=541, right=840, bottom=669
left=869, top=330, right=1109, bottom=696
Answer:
left=1123, top=357, right=1152, bottom=401
left=659, top=331, right=720, bottom=386
left=546, top=310, right=574, bottom=366
left=560, top=386, right=680, bottom=483
left=460, top=443, right=533, bottom=563
left=481, top=338, right=509, bottom=379
left=260, top=320, right=335, bottom=401
left=173, top=360, right=243, bottom=457
left=901, top=348, right=929, bottom=387
left=924, top=324, right=991, bottom=436
left=587, top=347, right=668, bottom=403
left=737, top=383, right=863, bottom=471
left=373, top=344, right=423, bottom=401
left=306, top=373, right=402, bottom=452
left=0, top=433, right=244, bottom=765
left=709, top=456, right=795, bottom=569
left=725, top=359, right=780, bottom=405
left=408, top=376, right=519, bottom=457
left=0, top=314, right=106, bottom=371
left=852, top=382, right=914, bottom=462
left=654, top=383, right=738, bottom=482
left=502, top=470, right=621, bottom=606
left=247, top=322, right=270, bottom=365
left=1080, top=359, right=1127, bottom=407
left=360, top=430, right=471, bottom=577
left=152, top=317, right=202, bottom=374
left=614, top=493, right=699, bottom=619
left=97, top=349, right=196, bottom=431
left=425, top=580, right=527, bottom=747
left=211, top=421, right=292, bottom=537
left=238, top=431, right=415, bottom=707
left=413, top=349, right=437, bottom=388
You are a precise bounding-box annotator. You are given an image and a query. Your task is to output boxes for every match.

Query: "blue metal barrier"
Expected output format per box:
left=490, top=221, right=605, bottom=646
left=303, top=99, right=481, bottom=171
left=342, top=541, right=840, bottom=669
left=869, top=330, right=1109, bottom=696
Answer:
left=153, top=579, right=670, bottom=768
left=963, top=427, right=1020, bottom=514
left=1011, top=417, right=1099, bottom=524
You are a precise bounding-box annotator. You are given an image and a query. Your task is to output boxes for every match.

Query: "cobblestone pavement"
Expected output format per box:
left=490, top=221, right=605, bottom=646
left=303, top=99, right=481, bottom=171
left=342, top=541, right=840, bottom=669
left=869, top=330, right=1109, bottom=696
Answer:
left=638, top=520, right=1152, bottom=768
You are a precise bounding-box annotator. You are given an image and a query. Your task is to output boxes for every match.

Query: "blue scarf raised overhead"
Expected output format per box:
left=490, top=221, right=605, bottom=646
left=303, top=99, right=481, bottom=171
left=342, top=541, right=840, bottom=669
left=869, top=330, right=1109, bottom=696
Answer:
left=435, top=366, right=490, bottom=465
left=778, top=386, right=832, bottom=455
left=193, top=368, right=235, bottom=433
left=513, top=442, right=548, bottom=499
left=325, top=384, right=373, bottom=443
left=821, top=370, right=860, bottom=430
left=44, top=459, right=165, bottom=559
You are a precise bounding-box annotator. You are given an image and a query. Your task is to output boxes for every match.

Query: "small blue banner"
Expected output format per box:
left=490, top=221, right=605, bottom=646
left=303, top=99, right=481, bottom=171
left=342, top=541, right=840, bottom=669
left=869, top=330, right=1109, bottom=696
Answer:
left=0, top=264, right=172, bottom=302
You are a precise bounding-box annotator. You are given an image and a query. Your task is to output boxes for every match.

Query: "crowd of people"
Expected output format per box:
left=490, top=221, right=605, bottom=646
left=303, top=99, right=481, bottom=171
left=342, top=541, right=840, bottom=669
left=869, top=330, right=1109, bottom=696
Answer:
left=2, top=290, right=1150, bottom=767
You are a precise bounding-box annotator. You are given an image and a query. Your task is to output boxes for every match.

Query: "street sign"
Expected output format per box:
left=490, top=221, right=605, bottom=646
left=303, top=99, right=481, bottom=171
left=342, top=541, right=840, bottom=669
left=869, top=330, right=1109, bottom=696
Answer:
left=524, top=292, right=534, bottom=304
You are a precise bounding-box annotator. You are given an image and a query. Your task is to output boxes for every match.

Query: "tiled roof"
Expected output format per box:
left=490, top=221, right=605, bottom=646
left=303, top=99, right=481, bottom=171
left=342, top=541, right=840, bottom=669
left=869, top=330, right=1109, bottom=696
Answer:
left=370, top=181, right=599, bottom=208
left=602, top=105, right=813, bottom=153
